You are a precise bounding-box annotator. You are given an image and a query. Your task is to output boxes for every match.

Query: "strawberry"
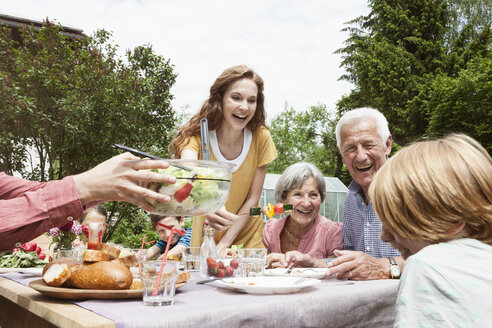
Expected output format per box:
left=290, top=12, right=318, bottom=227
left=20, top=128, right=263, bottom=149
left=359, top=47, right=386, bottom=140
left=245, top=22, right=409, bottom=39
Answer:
left=230, top=259, right=239, bottom=269
left=206, top=257, right=218, bottom=268
left=225, top=266, right=234, bottom=277
left=38, top=253, right=46, bottom=260
left=35, top=246, right=42, bottom=255
left=217, top=269, right=226, bottom=278
left=206, top=257, right=219, bottom=275
left=218, top=261, right=225, bottom=269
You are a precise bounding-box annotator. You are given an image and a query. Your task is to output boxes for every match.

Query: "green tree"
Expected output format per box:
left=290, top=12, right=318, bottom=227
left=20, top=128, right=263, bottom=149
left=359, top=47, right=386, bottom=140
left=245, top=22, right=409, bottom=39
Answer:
left=445, top=0, right=492, bottom=49
left=336, top=0, right=491, bottom=148
left=269, top=104, right=345, bottom=179
left=426, top=55, right=492, bottom=152
left=0, top=22, right=177, bottom=180
left=0, top=20, right=178, bottom=244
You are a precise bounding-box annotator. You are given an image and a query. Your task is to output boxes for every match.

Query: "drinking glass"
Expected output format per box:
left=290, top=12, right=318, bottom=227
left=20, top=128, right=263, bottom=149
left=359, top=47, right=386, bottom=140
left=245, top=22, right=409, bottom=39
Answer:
left=237, top=248, right=267, bottom=277
left=182, top=247, right=200, bottom=272
left=141, top=260, right=179, bottom=306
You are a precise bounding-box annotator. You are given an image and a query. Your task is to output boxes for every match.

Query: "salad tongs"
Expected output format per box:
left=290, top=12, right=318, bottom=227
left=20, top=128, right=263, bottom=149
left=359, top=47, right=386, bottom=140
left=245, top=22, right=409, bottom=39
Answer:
left=111, top=144, right=192, bottom=171
left=200, top=118, right=211, bottom=161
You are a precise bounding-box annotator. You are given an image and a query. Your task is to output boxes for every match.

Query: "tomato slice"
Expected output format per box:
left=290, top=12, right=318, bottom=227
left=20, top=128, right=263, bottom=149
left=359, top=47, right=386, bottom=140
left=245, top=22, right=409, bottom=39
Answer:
left=274, top=203, right=285, bottom=215
left=174, top=182, right=193, bottom=203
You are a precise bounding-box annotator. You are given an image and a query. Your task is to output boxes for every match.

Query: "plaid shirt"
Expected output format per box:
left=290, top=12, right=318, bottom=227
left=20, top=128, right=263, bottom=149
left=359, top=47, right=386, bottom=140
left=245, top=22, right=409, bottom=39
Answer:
left=342, top=181, right=400, bottom=258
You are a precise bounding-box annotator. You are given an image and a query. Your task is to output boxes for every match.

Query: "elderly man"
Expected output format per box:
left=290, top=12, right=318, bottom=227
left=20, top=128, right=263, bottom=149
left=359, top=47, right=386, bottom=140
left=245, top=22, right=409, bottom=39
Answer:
left=285, top=107, right=403, bottom=280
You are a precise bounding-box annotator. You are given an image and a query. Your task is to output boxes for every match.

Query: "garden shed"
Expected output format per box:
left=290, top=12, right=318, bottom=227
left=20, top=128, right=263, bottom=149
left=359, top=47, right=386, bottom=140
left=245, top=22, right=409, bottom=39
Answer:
left=259, top=174, right=348, bottom=223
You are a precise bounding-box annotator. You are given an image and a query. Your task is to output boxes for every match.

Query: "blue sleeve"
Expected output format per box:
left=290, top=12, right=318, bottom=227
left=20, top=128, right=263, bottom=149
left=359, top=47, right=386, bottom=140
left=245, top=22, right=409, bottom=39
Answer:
left=177, top=228, right=192, bottom=248
left=342, top=213, right=354, bottom=251
left=155, top=239, right=167, bottom=253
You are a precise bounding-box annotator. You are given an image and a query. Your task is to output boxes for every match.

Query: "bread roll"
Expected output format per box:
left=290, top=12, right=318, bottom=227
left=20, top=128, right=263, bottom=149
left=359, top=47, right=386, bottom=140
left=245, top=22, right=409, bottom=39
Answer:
left=177, top=271, right=190, bottom=284
left=42, top=258, right=81, bottom=276
left=43, top=263, right=72, bottom=287
left=82, top=249, right=111, bottom=262
left=67, top=261, right=132, bottom=290
left=117, top=254, right=138, bottom=267
left=97, top=243, right=121, bottom=260
left=130, top=278, right=142, bottom=290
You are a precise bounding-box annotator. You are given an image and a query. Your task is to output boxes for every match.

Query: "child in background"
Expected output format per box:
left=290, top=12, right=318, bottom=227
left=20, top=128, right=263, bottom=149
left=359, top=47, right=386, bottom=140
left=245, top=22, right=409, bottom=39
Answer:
left=369, top=133, right=492, bottom=327
left=146, top=215, right=192, bottom=260
left=78, top=205, right=108, bottom=237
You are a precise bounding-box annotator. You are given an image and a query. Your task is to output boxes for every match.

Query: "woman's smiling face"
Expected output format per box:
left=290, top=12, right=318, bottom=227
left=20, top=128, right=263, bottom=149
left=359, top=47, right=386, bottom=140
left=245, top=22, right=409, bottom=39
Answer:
left=221, top=78, right=257, bottom=131
left=285, top=177, right=321, bottom=225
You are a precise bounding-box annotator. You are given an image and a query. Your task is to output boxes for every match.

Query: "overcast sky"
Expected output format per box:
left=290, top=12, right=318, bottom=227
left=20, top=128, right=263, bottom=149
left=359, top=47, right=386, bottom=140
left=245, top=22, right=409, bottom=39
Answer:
left=2, top=0, right=370, bottom=121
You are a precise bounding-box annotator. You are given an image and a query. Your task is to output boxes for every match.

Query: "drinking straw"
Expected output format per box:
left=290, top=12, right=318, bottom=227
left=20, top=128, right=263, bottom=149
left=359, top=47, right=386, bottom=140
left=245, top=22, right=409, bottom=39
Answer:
left=152, top=226, right=187, bottom=296
left=137, top=234, right=155, bottom=261
left=153, top=228, right=177, bottom=296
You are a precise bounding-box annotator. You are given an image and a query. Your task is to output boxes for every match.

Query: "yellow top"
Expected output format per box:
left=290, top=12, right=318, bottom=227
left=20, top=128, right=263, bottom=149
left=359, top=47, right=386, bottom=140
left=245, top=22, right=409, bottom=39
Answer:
left=183, top=126, right=277, bottom=248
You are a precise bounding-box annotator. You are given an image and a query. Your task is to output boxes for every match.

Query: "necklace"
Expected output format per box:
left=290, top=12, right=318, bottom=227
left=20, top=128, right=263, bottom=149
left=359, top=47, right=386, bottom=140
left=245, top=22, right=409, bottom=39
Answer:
left=283, top=227, right=304, bottom=241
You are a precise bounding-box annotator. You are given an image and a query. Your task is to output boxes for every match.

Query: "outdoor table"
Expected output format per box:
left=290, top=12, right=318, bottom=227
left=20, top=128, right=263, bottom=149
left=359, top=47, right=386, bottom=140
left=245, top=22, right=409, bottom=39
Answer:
left=0, top=269, right=398, bottom=328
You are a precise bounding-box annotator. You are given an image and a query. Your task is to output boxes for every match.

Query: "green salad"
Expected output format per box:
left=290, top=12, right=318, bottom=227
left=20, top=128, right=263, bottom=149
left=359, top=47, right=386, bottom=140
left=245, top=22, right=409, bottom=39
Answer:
left=147, top=165, right=231, bottom=215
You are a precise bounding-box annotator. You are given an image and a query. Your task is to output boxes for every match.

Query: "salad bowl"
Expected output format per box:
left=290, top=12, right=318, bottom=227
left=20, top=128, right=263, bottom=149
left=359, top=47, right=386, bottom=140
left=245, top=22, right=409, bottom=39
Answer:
left=146, top=159, right=234, bottom=216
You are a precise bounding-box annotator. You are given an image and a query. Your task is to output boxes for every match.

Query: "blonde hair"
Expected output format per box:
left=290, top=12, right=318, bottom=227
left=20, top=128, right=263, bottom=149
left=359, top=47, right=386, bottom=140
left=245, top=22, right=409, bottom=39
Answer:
left=369, top=133, right=492, bottom=245
left=168, top=65, right=266, bottom=157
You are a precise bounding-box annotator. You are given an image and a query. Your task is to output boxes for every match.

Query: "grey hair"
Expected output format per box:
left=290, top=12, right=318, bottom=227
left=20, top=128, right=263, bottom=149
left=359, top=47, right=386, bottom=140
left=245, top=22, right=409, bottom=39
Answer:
left=274, top=162, right=326, bottom=203
left=335, top=107, right=390, bottom=148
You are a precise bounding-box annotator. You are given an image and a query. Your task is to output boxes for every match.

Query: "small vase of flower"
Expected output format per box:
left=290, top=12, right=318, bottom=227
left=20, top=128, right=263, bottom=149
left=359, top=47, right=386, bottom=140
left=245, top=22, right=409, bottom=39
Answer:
left=47, top=221, right=88, bottom=259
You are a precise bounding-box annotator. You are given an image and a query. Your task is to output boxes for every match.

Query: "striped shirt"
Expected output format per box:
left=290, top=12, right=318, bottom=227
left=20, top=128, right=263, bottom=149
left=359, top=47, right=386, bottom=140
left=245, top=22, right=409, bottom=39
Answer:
left=155, top=227, right=192, bottom=253
left=342, top=181, right=400, bottom=258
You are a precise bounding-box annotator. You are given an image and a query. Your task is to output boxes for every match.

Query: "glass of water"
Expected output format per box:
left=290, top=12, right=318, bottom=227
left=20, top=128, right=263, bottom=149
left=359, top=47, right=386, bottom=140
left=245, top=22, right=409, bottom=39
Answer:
left=141, top=260, right=179, bottom=306
left=237, top=248, right=267, bottom=277
left=182, top=247, right=201, bottom=272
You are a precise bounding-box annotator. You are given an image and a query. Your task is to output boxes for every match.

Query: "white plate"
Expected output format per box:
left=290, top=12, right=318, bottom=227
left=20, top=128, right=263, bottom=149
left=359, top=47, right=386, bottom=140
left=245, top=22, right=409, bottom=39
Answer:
left=264, top=268, right=329, bottom=279
left=212, top=276, right=320, bottom=294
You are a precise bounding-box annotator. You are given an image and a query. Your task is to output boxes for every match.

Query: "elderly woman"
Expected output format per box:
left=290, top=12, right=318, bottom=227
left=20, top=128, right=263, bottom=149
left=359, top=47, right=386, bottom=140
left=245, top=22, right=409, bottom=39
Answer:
left=263, top=162, right=343, bottom=268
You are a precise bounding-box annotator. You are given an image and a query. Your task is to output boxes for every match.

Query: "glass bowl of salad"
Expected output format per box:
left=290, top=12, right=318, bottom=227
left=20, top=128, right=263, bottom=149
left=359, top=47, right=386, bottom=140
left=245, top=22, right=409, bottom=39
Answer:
left=145, top=160, right=234, bottom=216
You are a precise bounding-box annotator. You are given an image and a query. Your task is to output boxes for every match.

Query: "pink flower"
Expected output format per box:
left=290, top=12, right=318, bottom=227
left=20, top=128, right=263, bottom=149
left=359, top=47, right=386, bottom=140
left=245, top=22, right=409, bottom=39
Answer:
left=49, top=227, right=59, bottom=237
left=71, top=221, right=83, bottom=235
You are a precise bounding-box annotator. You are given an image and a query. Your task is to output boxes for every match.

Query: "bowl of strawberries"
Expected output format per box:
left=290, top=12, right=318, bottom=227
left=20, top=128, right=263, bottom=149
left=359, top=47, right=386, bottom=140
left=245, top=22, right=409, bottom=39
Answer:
left=205, top=257, right=239, bottom=279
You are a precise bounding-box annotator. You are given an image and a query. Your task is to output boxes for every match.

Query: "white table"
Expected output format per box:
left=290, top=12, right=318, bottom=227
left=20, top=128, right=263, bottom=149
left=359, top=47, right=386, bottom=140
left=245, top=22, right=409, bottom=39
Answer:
left=0, top=271, right=398, bottom=328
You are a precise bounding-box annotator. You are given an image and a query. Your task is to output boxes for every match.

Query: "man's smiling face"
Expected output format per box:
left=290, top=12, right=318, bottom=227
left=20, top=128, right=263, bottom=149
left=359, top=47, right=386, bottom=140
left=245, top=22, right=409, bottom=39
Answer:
left=339, top=118, right=392, bottom=196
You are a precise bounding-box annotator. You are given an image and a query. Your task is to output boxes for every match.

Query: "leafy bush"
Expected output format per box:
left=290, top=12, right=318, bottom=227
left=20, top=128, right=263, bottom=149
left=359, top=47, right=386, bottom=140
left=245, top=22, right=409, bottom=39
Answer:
left=107, top=206, right=159, bottom=249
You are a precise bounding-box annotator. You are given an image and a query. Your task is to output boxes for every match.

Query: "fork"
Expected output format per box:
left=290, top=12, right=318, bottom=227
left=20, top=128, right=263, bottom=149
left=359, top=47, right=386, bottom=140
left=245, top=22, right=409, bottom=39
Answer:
left=286, top=263, right=297, bottom=274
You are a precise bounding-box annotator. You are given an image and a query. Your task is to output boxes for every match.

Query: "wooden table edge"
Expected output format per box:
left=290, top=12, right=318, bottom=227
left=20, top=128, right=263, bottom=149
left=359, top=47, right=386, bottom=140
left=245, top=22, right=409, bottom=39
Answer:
left=0, top=276, right=115, bottom=328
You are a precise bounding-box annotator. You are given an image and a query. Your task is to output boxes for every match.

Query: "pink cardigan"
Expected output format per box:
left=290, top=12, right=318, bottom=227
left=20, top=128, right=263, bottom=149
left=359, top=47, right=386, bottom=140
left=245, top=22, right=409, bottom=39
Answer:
left=0, top=172, right=84, bottom=251
left=262, top=213, right=343, bottom=258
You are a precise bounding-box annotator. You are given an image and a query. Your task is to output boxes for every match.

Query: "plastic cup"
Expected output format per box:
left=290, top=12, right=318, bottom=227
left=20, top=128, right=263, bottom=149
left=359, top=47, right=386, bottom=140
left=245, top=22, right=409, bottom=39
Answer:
left=237, top=248, right=267, bottom=277
left=87, top=222, right=103, bottom=250
left=182, top=247, right=201, bottom=272
left=141, top=260, right=179, bottom=306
